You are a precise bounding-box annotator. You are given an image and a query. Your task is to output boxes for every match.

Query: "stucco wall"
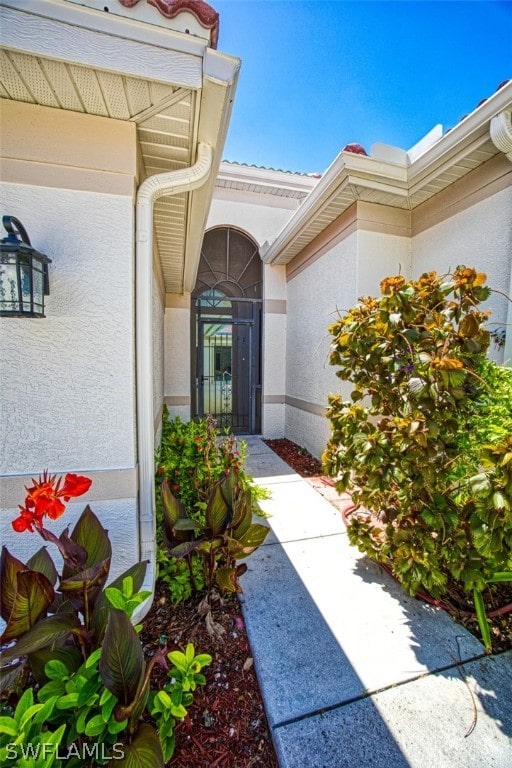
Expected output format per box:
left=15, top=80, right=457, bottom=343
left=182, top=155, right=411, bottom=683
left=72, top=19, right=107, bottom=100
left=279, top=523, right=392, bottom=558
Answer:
left=284, top=228, right=411, bottom=458
left=164, top=295, right=191, bottom=420
left=0, top=103, right=139, bottom=574
left=208, top=194, right=298, bottom=246
left=412, top=186, right=512, bottom=362
left=0, top=183, right=136, bottom=473
left=262, top=264, right=287, bottom=437
left=285, top=232, right=359, bottom=458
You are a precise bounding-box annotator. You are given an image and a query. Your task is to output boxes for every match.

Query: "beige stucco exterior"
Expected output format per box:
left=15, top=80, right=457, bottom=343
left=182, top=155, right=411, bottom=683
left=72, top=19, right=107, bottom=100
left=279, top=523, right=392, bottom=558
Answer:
left=1, top=0, right=510, bottom=599
left=0, top=102, right=140, bottom=572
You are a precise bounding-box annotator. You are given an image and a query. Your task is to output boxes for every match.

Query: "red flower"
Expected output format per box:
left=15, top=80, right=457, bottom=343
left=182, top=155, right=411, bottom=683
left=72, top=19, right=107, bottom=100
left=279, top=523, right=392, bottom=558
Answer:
left=60, top=473, right=92, bottom=501
left=11, top=470, right=92, bottom=533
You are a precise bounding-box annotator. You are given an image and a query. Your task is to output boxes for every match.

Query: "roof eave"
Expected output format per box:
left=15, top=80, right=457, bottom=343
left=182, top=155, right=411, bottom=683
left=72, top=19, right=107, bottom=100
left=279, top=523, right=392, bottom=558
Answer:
left=262, top=152, right=408, bottom=265
left=264, top=81, right=512, bottom=267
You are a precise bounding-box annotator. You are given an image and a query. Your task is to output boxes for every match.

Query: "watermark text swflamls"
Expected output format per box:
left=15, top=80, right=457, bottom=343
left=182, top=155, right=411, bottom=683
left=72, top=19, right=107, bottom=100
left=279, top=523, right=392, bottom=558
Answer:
left=6, top=743, right=125, bottom=761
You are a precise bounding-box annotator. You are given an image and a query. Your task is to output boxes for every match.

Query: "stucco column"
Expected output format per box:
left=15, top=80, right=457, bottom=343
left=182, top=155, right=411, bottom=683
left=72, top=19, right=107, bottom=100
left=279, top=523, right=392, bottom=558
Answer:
left=490, top=110, right=512, bottom=365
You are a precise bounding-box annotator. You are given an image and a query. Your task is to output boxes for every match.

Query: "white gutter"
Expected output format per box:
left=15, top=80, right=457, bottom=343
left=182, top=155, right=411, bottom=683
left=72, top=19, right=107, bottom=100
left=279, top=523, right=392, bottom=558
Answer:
left=133, top=142, right=213, bottom=621
left=263, top=81, right=512, bottom=267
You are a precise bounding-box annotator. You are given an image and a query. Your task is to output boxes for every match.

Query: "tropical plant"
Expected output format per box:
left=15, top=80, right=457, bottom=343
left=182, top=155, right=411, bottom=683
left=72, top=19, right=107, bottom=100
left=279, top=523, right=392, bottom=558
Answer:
left=161, top=468, right=270, bottom=594
left=323, top=267, right=512, bottom=649
left=156, top=412, right=269, bottom=601
left=147, top=643, right=211, bottom=762
left=0, top=471, right=209, bottom=765
left=0, top=472, right=148, bottom=692
left=0, top=688, right=66, bottom=767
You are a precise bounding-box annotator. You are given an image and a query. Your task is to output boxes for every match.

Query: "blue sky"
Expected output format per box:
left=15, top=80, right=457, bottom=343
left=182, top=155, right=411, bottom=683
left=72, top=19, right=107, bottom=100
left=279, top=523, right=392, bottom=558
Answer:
left=214, top=1, right=512, bottom=173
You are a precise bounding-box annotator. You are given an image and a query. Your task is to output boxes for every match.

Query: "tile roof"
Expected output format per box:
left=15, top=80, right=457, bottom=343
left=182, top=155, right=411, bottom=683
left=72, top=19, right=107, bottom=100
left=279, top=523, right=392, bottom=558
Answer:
left=221, top=159, right=322, bottom=178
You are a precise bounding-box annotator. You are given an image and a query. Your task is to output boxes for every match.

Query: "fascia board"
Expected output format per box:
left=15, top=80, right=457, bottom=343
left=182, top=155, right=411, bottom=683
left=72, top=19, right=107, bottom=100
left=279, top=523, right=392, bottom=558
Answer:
left=409, top=81, right=512, bottom=182
left=0, top=2, right=204, bottom=89
left=183, top=70, right=240, bottom=292
left=343, top=153, right=408, bottom=186
left=263, top=151, right=409, bottom=264
left=217, top=164, right=319, bottom=194
left=2, top=0, right=208, bottom=57
left=262, top=155, right=352, bottom=264
left=203, top=48, right=241, bottom=87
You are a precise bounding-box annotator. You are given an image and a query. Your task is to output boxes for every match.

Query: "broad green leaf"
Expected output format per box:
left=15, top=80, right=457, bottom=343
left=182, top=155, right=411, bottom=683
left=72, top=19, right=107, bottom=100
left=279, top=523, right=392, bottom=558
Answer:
left=37, top=678, right=67, bottom=702
left=107, top=717, right=128, bottom=734
left=104, top=588, right=127, bottom=611
left=205, top=480, right=231, bottom=536
left=33, top=694, right=59, bottom=725
left=170, top=703, right=187, bottom=719
left=26, top=547, right=58, bottom=587
left=114, top=722, right=165, bottom=768
left=13, top=687, right=34, bottom=723
left=56, top=692, right=79, bottom=709
left=63, top=506, right=112, bottom=579
left=185, top=643, right=194, bottom=663
left=43, top=659, right=69, bottom=681
left=85, top=647, right=102, bottom=668
left=231, top=523, right=269, bottom=559
left=0, top=546, right=27, bottom=623
left=85, top=713, right=108, bottom=737
left=91, top=559, right=148, bottom=642
left=99, top=608, right=144, bottom=706
left=1, top=570, right=55, bottom=641
left=0, top=716, right=17, bottom=736
left=0, top=613, right=80, bottom=663
left=161, top=482, right=187, bottom=535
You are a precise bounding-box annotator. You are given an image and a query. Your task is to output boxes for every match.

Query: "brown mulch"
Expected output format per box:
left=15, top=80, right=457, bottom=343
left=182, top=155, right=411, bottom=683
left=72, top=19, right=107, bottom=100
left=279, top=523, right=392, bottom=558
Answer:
left=141, top=584, right=278, bottom=768
left=263, top=438, right=323, bottom=476
left=263, top=437, right=512, bottom=654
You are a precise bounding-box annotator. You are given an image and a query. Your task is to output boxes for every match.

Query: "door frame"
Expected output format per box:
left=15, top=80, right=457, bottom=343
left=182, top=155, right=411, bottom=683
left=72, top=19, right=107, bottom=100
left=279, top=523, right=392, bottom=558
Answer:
left=191, top=297, right=262, bottom=433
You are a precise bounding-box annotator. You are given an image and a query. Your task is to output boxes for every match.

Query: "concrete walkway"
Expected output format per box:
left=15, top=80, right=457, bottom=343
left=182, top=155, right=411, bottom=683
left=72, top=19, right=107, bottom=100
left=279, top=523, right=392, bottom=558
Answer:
left=239, top=437, right=512, bottom=768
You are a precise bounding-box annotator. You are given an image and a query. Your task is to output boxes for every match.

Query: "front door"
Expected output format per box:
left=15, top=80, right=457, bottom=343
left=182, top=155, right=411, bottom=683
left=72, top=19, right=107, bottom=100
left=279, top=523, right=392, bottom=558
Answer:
left=194, top=299, right=261, bottom=433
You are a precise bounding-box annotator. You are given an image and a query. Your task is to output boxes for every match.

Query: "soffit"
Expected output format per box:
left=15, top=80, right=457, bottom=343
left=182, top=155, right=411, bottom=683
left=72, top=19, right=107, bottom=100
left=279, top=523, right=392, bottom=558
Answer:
left=0, top=48, right=196, bottom=292
left=215, top=161, right=320, bottom=201
left=267, top=137, right=502, bottom=266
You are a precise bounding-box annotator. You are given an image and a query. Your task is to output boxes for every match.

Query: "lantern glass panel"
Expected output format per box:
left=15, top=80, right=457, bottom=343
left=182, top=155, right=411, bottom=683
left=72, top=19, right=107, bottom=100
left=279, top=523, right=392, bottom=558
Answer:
left=0, top=255, right=20, bottom=313
left=32, top=259, right=44, bottom=314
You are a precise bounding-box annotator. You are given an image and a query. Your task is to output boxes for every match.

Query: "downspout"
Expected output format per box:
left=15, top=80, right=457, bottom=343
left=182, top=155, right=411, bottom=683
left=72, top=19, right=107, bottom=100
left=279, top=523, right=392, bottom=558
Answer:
left=133, top=141, right=213, bottom=620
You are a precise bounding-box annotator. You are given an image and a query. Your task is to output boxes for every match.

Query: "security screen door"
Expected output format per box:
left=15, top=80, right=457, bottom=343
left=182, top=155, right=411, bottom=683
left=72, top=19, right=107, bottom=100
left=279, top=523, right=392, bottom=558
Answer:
left=192, top=228, right=262, bottom=434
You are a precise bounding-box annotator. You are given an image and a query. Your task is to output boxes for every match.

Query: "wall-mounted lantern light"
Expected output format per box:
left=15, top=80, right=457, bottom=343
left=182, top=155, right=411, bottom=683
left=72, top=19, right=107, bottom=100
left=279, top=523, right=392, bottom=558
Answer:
left=0, top=216, right=51, bottom=318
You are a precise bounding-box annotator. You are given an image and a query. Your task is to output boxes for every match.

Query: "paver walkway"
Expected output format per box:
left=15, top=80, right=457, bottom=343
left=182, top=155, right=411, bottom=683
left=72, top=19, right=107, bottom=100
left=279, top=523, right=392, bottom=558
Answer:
left=239, top=437, right=512, bottom=768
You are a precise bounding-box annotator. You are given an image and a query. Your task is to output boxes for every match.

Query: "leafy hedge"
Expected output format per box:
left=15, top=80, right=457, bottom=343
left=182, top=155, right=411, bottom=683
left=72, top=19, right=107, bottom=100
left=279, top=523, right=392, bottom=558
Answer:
left=323, top=268, right=512, bottom=600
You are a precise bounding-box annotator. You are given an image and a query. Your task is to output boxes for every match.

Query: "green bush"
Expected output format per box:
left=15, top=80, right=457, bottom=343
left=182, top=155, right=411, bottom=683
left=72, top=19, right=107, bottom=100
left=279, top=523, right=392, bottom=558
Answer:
left=323, top=267, right=512, bottom=601
left=156, top=412, right=269, bottom=601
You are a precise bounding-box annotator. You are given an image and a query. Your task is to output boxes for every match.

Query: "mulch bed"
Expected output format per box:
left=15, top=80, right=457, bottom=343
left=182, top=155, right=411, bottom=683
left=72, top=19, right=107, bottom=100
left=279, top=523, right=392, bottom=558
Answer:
left=141, top=584, right=279, bottom=768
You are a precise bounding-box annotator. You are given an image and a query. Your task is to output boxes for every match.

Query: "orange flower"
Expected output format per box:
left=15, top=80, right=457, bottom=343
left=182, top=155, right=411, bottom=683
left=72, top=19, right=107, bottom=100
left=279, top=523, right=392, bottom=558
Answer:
left=380, top=275, right=406, bottom=295
left=11, top=471, right=92, bottom=533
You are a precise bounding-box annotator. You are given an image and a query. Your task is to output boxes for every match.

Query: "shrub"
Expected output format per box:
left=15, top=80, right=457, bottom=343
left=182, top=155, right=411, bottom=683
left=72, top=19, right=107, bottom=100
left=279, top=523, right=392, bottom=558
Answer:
left=156, top=413, right=269, bottom=600
left=323, top=268, right=512, bottom=607
left=0, top=472, right=210, bottom=765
